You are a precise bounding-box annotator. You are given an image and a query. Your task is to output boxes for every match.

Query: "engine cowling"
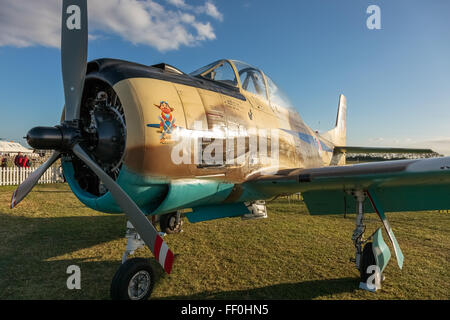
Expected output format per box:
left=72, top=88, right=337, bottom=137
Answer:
left=61, top=74, right=168, bottom=214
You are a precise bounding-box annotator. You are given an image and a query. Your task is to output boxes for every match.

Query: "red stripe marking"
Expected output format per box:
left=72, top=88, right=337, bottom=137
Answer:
left=153, top=235, right=163, bottom=263
left=164, top=249, right=174, bottom=274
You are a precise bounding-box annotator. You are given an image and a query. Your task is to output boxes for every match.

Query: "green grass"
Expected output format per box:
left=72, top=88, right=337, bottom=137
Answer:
left=0, top=184, right=449, bottom=300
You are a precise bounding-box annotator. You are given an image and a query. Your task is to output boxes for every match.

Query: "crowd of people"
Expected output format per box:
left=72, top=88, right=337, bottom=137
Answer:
left=0, top=152, right=32, bottom=168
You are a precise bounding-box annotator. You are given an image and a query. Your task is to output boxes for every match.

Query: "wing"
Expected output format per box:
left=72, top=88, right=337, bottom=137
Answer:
left=245, top=156, right=450, bottom=215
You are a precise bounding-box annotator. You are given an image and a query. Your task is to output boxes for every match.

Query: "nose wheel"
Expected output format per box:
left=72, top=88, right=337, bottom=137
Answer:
left=110, top=258, right=155, bottom=300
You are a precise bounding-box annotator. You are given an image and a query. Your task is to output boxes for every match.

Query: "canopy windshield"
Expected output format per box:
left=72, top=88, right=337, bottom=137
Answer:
left=191, top=59, right=294, bottom=109
left=190, top=59, right=237, bottom=87
left=231, top=60, right=268, bottom=101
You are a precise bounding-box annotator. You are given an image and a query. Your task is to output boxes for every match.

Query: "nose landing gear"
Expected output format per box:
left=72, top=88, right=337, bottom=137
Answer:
left=110, top=258, right=155, bottom=300
left=111, top=215, right=179, bottom=300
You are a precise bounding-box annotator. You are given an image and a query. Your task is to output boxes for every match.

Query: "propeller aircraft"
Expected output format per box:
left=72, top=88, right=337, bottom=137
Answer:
left=10, top=0, right=450, bottom=299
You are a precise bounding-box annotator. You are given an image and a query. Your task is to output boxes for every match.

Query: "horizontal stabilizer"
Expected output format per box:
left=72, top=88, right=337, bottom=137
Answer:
left=334, top=146, right=435, bottom=154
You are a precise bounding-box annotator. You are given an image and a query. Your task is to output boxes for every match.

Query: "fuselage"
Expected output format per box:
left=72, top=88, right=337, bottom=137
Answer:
left=61, top=58, right=338, bottom=216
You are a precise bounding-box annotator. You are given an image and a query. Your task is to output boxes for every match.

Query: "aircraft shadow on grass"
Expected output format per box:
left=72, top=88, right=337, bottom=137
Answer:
left=0, top=213, right=130, bottom=299
left=0, top=212, right=358, bottom=299
left=158, top=277, right=359, bottom=300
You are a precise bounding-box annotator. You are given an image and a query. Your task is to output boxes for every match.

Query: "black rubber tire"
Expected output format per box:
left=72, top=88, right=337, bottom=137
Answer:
left=360, top=242, right=377, bottom=283
left=110, top=258, right=155, bottom=300
left=159, top=212, right=183, bottom=234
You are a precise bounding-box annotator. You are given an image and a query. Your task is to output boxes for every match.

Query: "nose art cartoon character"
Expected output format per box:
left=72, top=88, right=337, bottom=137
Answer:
left=155, top=101, right=176, bottom=143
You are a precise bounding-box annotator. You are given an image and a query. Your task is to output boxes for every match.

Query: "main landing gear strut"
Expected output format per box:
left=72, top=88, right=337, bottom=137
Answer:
left=349, top=189, right=404, bottom=292
left=351, top=190, right=381, bottom=289
left=159, top=211, right=184, bottom=234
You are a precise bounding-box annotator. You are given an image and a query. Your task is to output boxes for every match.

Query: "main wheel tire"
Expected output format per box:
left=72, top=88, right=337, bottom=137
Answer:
left=110, top=258, right=155, bottom=300
left=360, top=242, right=377, bottom=283
left=159, top=212, right=183, bottom=234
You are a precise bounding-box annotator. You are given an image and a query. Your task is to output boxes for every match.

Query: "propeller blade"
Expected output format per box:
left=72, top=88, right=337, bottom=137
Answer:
left=61, top=0, right=88, bottom=121
left=71, top=144, right=174, bottom=274
left=11, top=151, right=61, bottom=209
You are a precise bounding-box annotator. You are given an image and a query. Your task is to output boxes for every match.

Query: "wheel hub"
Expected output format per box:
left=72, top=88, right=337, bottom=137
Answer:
left=128, top=270, right=151, bottom=300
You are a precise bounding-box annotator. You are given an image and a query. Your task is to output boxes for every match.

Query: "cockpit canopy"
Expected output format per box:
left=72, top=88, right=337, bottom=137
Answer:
left=190, top=59, right=293, bottom=109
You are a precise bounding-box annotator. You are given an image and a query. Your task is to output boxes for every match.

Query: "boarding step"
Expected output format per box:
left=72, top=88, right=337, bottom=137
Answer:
left=242, top=200, right=268, bottom=220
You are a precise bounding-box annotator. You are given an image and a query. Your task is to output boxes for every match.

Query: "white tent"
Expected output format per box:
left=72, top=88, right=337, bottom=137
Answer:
left=0, top=140, right=33, bottom=154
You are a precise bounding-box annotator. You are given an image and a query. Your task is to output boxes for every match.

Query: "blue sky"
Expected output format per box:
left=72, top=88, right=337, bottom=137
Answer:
left=0, top=0, right=449, bottom=154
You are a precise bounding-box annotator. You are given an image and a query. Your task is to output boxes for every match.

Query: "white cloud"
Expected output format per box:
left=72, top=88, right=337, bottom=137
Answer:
left=0, top=0, right=60, bottom=48
left=166, top=0, right=188, bottom=8
left=0, top=0, right=224, bottom=51
left=180, top=13, right=196, bottom=24
left=166, top=0, right=223, bottom=21
left=202, top=2, right=223, bottom=21
left=193, top=21, right=216, bottom=40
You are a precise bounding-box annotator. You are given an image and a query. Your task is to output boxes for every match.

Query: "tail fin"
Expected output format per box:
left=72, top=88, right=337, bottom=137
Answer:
left=321, top=94, right=346, bottom=147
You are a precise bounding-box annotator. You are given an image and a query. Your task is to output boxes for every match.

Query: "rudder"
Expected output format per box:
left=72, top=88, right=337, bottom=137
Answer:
left=321, top=94, right=346, bottom=147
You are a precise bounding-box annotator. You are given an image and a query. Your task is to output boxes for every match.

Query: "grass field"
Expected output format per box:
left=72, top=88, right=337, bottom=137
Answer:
left=0, top=183, right=449, bottom=300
